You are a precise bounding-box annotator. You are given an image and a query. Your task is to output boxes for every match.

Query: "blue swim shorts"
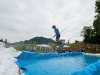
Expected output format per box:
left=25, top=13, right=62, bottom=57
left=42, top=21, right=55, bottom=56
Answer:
left=56, top=34, right=60, bottom=39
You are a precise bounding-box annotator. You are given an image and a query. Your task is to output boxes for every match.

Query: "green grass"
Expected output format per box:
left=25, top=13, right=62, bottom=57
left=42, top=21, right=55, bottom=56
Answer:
left=5, top=43, right=58, bottom=52
left=67, top=42, right=85, bottom=49
left=5, top=42, right=100, bottom=53
left=6, top=44, right=36, bottom=51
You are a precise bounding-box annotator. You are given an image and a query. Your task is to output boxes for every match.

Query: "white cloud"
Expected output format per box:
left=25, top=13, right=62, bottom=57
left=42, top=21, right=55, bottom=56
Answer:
left=0, top=0, right=96, bottom=43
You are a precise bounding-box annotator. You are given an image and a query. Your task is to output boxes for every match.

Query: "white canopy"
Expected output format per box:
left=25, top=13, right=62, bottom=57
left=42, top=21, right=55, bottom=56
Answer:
left=36, top=44, right=52, bottom=50
left=37, top=44, right=51, bottom=47
left=56, top=45, right=70, bottom=48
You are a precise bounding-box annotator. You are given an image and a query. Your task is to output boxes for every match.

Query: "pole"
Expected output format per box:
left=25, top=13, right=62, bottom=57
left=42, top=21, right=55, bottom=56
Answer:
left=60, top=26, right=70, bottom=33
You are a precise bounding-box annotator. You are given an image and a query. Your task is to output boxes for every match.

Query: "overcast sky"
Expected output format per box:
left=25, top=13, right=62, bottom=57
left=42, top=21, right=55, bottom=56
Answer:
left=0, top=0, right=96, bottom=43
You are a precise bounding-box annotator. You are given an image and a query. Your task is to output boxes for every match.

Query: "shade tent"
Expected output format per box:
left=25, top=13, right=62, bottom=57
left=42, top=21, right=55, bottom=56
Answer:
left=36, top=44, right=52, bottom=51
left=56, top=45, right=70, bottom=48
left=63, top=45, right=70, bottom=48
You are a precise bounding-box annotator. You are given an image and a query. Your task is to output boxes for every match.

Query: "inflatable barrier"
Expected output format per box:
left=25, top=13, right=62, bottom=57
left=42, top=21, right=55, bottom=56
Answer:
left=16, top=51, right=83, bottom=60
left=16, top=51, right=83, bottom=70
left=15, top=51, right=100, bottom=75
left=71, top=59, right=100, bottom=75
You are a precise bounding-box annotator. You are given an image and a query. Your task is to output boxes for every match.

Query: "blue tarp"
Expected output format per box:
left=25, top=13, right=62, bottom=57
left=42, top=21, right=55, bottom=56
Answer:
left=16, top=51, right=83, bottom=60
left=16, top=51, right=100, bottom=75
left=16, top=51, right=83, bottom=70
left=71, top=59, right=100, bottom=75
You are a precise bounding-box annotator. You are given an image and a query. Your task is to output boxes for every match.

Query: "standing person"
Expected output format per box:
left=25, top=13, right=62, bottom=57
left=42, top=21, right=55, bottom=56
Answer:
left=52, top=25, right=64, bottom=47
left=4, top=39, right=7, bottom=44
left=0, top=39, right=3, bottom=43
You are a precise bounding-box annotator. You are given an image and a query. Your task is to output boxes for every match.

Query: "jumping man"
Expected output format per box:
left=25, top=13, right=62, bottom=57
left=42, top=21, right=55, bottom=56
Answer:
left=52, top=25, right=65, bottom=47
left=52, top=25, right=60, bottom=43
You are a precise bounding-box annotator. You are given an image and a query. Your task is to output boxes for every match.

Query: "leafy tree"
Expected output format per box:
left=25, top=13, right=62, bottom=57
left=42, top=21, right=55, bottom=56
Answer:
left=75, top=40, right=79, bottom=43
left=80, top=26, right=94, bottom=43
left=81, top=1, right=100, bottom=44
left=93, top=0, right=100, bottom=44
left=24, top=40, right=28, bottom=44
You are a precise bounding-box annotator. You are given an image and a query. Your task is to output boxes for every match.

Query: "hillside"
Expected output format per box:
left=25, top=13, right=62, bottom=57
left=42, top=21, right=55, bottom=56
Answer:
left=24, top=36, right=56, bottom=44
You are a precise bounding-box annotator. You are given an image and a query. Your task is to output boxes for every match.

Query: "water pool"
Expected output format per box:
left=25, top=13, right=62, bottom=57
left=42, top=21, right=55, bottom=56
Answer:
left=16, top=52, right=100, bottom=75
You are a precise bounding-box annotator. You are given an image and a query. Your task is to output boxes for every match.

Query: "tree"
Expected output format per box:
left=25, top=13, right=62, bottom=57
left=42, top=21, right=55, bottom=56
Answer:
left=68, top=40, right=69, bottom=44
left=80, top=1, right=100, bottom=44
left=93, top=0, right=100, bottom=44
left=75, top=40, right=79, bottom=43
left=80, top=26, right=93, bottom=43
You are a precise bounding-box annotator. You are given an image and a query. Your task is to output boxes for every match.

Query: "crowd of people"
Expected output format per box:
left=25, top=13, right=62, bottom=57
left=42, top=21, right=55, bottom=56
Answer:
left=56, top=47, right=85, bottom=53
left=58, top=44, right=100, bottom=53
left=22, top=46, right=36, bottom=52
left=57, top=44, right=100, bottom=53
left=84, top=44, right=100, bottom=53
left=13, top=43, right=100, bottom=53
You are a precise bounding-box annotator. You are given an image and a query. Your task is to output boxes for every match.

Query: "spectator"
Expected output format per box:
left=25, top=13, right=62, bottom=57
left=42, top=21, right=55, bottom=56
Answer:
left=4, top=39, right=7, bottom=44
left=33, top=47, right=36, bottom=51
left=0, top=39, right=3, bottom=42
left=23, top=46, right=26, bottom=50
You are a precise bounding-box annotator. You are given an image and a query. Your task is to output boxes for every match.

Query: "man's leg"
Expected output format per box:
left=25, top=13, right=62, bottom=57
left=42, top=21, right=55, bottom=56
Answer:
left=56, top=34, right=64, bottom=47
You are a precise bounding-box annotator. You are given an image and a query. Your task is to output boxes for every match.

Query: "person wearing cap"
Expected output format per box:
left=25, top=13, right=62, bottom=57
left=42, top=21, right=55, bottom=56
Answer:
left=52, top=25, right=60, bottom=43
left=52, top=25, right=65, bottom=47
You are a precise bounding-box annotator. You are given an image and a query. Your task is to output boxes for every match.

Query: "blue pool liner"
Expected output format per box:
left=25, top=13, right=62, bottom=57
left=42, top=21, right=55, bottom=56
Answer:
left=16, top=51, right=100, bottom=75
left=16, top=51, right=83, bottom=60
left=16, top=51, right=83, bottom=70
left=71, top=59, right=100, bottom=75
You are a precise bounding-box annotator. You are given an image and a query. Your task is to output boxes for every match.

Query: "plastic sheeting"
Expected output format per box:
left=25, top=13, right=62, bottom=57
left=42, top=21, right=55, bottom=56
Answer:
left=71, top=59, right=100, bottom=75
left=16, top=51, right=100, bottom=75
left=16, top=51, right=83, bottom=69
left=16, top=51, right=83, bottom=60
